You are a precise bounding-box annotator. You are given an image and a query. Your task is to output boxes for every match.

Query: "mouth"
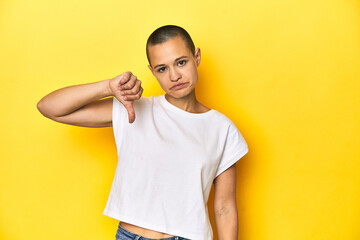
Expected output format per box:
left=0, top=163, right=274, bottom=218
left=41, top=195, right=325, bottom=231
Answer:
left=171, top=82, right=187, bottom=90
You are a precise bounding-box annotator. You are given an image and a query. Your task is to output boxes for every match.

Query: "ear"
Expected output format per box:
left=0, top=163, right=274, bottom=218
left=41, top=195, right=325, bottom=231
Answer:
left=195, top=47, right=201, bottom=67
left=148, top=65, right=155, bottom=75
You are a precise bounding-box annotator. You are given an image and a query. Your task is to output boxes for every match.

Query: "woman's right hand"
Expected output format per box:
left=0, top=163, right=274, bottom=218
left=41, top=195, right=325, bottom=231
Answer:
left=108, top=71, right=143, bottom=124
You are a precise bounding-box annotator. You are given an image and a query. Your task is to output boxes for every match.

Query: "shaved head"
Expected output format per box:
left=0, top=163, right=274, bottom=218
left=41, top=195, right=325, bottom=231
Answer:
left=146, top=25, right=195, bottom=66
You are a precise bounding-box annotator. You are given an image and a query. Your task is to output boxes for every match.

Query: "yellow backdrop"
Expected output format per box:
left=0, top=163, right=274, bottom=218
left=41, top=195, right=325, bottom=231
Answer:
left=1, top=0, right=359, bottom=239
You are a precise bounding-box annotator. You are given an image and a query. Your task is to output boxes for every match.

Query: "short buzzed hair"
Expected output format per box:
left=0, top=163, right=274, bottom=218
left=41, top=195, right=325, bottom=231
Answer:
left=146, top=25, right=195, bottom=66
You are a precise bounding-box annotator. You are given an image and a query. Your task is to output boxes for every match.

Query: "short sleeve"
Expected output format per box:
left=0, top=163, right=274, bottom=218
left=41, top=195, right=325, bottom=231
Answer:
left=112, top=97, right=127, bottom=148
left=214, top=121, right=249, bottom=179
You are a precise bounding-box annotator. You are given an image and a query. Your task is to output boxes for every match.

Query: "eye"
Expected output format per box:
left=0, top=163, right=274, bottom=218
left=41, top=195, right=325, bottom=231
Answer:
left=178, top=60, right=187, bottom=66
left=157, top=67, right=166, bottom=73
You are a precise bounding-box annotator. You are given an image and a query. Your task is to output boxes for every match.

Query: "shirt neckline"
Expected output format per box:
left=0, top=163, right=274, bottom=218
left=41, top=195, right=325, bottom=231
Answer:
left=158, top=94, right=215, bottom=118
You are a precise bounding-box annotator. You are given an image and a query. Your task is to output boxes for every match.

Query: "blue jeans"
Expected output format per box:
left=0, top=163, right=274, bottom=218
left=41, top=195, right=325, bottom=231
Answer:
left=115, top=221, right=190, bottom=240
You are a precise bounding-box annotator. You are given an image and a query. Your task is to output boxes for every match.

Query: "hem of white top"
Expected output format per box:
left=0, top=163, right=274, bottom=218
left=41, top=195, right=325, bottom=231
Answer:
left=103, top=210, right=212, bottom=240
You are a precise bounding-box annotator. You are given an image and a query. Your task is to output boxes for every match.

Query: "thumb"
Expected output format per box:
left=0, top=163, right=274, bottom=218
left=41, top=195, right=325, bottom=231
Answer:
left=123, top=101, right=136, bottom=123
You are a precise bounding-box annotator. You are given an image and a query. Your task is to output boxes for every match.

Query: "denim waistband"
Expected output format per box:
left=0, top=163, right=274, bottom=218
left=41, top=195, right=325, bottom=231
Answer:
left=116, top=221, right=184, bottom=240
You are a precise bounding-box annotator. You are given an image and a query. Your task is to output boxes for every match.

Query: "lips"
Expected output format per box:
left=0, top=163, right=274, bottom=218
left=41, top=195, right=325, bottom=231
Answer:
left=171, top=82, right=187, bottom=90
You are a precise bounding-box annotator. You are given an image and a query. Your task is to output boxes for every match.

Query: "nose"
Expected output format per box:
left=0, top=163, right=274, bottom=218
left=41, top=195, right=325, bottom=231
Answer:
left=169, top=67, right=181, bottom=82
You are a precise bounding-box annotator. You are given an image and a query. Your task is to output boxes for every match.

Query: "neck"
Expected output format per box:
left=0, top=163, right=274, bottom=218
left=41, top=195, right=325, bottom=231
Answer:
left=165, top=90, right=199, bottom=113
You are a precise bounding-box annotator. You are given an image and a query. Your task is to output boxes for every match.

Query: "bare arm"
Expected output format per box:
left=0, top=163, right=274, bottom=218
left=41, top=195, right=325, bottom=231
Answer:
left=36, top=72, right=143, bottom=127
left=213, top=163, right=239, bottom=240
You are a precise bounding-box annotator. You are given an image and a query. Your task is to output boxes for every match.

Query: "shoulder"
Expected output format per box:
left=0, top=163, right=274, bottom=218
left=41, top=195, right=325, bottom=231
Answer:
left=113, top=96, right=155, bottom=115
left=135, top=95, right=154, bottom=103
left=115, top=95, right=155, bottom=108
left=210, top=109, right=235, bottom=127
left=131, top=95, right=158, bottom=112
left=114, top=95, right=155, bottom=103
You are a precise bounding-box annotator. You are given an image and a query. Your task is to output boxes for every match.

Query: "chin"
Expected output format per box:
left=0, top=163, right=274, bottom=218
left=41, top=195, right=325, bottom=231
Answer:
left=166, top=88, right=194, bottom=99
left=165, top=92, right=184, bottom=99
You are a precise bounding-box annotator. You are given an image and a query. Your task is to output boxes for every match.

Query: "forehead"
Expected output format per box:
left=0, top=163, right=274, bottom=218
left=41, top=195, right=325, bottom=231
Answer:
left=148, top=36, right=191, bottom=66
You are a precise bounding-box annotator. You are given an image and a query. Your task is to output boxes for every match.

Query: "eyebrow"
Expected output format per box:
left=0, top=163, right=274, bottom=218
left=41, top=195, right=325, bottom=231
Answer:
left=154, top=56, right=188, bottom=69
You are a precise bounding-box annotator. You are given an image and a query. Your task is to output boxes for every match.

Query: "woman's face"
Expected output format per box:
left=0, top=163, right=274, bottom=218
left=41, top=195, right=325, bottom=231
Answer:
left=148, top=36, right=201, bottom=99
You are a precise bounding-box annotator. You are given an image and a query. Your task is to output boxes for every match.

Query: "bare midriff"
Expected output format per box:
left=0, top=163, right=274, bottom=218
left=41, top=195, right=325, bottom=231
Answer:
left=120, top=221, right=175, bottom=239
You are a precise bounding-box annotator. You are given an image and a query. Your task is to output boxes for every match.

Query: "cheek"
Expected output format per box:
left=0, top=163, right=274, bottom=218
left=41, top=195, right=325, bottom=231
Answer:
left=156, top=75, right=169, bottom=87
left=186, top=64, right=198, bottom=80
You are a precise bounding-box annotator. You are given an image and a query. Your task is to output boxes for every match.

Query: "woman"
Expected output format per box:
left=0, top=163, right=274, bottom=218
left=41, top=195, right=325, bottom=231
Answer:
left=37, top=25, right=248, bottom=240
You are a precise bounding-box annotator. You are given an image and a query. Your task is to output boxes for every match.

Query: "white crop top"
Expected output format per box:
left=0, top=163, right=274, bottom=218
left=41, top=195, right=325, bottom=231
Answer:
left=103, top=95, right=249, bottom=240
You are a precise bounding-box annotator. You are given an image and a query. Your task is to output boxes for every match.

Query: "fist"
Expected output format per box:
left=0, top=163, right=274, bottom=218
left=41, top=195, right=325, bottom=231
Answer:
left=108, top=71, right=143, bottom=123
